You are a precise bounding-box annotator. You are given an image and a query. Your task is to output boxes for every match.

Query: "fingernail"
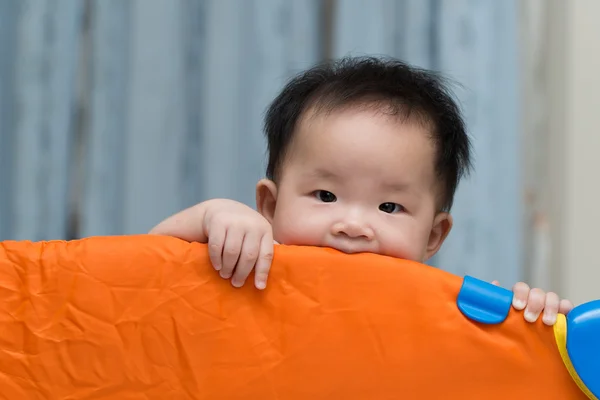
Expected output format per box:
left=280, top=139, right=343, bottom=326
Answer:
left=513, top=299, right=526, bottom=310
left=256, top=280, right=266, bottom=290
left=231, top=279, right=243, bottom=288
left=524, top=310, right=538, bottom=322
left=213, top=264, right=221, bottom=271
left=543, top=314, right=557, bottom=325
left=220, top=271, right=231, bottom=279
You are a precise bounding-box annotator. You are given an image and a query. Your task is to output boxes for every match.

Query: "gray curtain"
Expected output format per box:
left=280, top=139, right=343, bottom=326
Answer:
left=0, top=0, right=522, bottom=284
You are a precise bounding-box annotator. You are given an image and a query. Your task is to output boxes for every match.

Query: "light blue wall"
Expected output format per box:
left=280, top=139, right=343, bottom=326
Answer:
left=0, top=0, right=522, bottom=284
left=0, top=0, right=84, bottom=240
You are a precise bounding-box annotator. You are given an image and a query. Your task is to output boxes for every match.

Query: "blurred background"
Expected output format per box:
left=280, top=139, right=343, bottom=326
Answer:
left=0, top=0, right=598, bottom=305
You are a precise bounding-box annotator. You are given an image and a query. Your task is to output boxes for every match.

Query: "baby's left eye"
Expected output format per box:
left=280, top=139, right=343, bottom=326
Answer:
left=379, top=202, right=404, bottom=214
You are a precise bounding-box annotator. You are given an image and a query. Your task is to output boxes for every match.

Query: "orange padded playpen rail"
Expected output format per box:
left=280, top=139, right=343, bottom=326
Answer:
left=0, top=235, right=594, bottom=399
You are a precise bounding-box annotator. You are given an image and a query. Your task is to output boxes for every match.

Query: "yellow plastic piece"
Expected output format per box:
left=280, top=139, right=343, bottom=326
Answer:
left=554, top=313, right=597, bottom=400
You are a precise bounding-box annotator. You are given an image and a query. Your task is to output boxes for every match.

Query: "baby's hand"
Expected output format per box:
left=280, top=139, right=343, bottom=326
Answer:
left=203, top=200, right=274, bottom=290
left=150, top=199, right=274, bottom=290
left=494, top=281, right=574, bottom=325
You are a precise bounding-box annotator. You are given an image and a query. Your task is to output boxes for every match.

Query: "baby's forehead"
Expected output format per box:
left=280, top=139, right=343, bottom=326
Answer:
left=283, top=111, right=436, bottom=181
left=299, top=100, right=429, bottom=126
left=293, top=107, right=435, bottom=150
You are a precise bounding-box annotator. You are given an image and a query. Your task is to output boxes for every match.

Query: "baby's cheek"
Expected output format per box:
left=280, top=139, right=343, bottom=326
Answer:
left=272, top=214, right=323, bottom=246
left=378, top=230, right=426, bottom=262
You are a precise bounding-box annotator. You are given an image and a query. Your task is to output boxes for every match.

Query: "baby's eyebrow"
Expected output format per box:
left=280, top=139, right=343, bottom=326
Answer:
left=308, top=168, right=339, bottom=180
left=380, top=181, right=410, bottom=192
left=307, top=169, right=411, bottom=192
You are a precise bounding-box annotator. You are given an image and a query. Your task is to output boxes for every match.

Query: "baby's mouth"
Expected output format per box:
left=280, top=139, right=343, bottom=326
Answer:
left=325, top=240, right=375, bottom=255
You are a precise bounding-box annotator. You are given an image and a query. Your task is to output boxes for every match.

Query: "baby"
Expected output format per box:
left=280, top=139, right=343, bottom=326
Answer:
left=150, top=56, right=573, bottom=326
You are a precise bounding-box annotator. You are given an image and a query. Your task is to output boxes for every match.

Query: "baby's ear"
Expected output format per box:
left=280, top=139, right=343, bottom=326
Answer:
left=256, top=179, right=278, bottom=224
left=425, top=212, right=453, bottom=260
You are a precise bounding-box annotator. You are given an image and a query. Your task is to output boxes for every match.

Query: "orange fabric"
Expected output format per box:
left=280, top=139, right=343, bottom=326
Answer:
left=0, top=234, right=586, bottom=399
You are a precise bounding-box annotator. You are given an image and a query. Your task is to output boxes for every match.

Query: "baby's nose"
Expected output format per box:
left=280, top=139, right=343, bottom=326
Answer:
left=332, top=221, right=374, bottom=240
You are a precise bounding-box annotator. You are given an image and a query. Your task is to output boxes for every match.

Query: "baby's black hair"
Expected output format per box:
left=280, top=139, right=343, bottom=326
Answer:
left=264, top=56, right=472, bottom=212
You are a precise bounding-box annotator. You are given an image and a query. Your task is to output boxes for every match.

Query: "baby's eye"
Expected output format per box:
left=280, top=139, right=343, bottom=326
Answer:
left=379, top=202, right=404, bottom=214
left=314, top=190, right=337, bottom=203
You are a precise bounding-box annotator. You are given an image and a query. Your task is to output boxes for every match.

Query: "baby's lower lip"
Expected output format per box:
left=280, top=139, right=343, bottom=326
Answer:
left=326, top=242, right=374, bottom=254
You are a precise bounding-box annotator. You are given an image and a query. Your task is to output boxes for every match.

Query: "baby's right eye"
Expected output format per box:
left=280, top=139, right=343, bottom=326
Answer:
left=313, top=190, right=337, bottom=203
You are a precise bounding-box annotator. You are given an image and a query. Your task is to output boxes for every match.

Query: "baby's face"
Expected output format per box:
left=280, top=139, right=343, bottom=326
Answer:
left=257, top=108, right=452, bottom=263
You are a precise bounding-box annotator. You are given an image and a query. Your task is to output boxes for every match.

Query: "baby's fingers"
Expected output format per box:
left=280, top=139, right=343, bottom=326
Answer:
left=559, top=299, right=574, bottom=315
left=220, top=228, right=243, bottom=279
left=254, top=233, right=274, bottom=290
left=541, top=292, right=560, bottom=325
left=512, top=282, right=530, bottom=311
left=207, top=224, right=226, bottom=271
left=524, top=288, right=546, bottom=323
left=230, top=232, right=261, bottom=288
